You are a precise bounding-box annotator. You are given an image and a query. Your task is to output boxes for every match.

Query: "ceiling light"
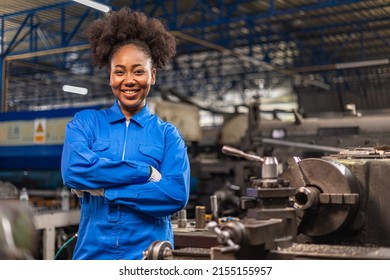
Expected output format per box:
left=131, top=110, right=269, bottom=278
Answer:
left=72, top=0, right=111, bottom=13
left=62, top=85, right=88, bottom=95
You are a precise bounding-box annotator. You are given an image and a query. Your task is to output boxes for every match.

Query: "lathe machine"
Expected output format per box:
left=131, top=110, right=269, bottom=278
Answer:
left=143, top=146, right=390, bottom=260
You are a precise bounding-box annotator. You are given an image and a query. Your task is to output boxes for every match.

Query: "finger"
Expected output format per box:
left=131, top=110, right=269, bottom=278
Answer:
left=71, top=189, right=84, bottom=198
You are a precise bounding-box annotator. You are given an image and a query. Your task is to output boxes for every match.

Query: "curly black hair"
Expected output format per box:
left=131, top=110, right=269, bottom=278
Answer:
left=87, top=7, right=176, bottom=69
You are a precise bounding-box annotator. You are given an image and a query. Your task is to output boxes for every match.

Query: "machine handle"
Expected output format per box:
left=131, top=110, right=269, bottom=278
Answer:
left=222, top=145, right=264, bottom=163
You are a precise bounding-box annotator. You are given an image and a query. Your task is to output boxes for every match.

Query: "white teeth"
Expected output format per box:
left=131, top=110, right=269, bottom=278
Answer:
left=123, top=90, right=136, bottom=94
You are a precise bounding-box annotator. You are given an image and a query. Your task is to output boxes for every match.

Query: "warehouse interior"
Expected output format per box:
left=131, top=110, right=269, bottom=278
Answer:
left=1, top=0, right=390, bottom=260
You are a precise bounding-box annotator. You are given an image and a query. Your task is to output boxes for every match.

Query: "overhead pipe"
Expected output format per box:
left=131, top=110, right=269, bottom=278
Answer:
left=294, top=58, right=390, bottom=72
left=4, top=44, right=90, bottom=61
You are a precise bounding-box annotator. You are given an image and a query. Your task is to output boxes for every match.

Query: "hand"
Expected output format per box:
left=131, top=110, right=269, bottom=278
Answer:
left=71, top=188, right=105, bottom=197
left=86, top=189, right=105, bottom=197
left=71, top=189, right=84, bottom=198
left=148, top=166, right=162, bottom=182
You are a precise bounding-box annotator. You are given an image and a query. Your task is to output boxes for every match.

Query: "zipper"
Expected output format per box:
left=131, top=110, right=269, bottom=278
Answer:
left=122, top=121, right=130, bottom=160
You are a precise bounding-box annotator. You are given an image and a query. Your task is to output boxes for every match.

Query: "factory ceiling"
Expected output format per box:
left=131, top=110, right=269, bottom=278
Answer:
left=1, top=0, right=390, bottom=115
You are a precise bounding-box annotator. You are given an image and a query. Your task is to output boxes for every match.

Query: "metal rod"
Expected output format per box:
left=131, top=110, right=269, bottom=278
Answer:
left=222, top=145, right=264, bottom=162
left=210, top=195, right=218, bottom=220
left=260, top=138, right=344, bottom=153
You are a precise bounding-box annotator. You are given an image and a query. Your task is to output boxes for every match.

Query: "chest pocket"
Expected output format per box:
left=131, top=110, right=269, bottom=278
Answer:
left=91, top=140, right=111, bottom=157
left=139, top=144, right=164, bottom=165
left=92, top=140, right=110, bottom=151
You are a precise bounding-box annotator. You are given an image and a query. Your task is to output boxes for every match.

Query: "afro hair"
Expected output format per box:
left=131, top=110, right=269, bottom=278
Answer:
left=87, top=7, right=177, bottom=69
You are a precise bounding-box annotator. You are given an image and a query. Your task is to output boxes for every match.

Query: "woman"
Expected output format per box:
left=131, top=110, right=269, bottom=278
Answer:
left=61, top=7, right=190, bottom=260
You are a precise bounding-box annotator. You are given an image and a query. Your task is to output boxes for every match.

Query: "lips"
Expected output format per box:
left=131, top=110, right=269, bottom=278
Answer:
left=121, top=89, right=139, bottom=96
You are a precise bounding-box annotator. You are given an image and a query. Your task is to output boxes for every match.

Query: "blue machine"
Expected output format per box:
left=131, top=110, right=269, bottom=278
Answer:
left=0, top=106, right=101, bottom=190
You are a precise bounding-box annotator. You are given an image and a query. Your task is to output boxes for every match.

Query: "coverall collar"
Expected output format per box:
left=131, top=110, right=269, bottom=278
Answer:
left=107, top=100, right=151, bottom=127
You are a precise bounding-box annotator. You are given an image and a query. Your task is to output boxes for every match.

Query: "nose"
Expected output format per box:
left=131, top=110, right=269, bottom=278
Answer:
left=123, top=73, right=136, bottom=86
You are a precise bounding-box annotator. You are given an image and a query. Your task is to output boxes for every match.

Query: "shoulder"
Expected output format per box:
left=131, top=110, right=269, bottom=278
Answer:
left=72, top=108, right=109, bottom=122
left=150, top=114, right=177, bottom=131
left=151, top=115, right=185, bottom=142
left=67, top=109, right=111, bottom=133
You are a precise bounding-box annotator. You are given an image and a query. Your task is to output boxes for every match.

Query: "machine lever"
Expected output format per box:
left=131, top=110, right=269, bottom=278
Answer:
left=207, top=221, right=240, bottom=253
left=222, top=145, right=264, bottom=163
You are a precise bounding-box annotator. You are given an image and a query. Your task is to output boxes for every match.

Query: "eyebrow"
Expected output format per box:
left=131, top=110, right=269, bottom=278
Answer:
left=113, top=63, right=143, bottom=68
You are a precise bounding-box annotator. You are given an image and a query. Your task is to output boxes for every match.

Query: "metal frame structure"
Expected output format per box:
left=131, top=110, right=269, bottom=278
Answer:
left=1, top=0, right=389, bottom=114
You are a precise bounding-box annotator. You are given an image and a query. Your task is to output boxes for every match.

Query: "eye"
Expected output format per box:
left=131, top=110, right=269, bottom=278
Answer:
left=135, top=69, right=145, bottom=75
left=114, top=70, right=124, bottom=75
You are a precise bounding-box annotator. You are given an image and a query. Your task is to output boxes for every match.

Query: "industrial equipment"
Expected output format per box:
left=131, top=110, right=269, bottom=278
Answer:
left=144, top=146, right=390, bottom=260
left=222, top=100, right=390, bottom=164
left=0, top=200, right=38, bottom=259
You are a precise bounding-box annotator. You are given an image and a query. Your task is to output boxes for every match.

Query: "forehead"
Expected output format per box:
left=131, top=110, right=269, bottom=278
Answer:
left=111, top=44, right=152, bottom=65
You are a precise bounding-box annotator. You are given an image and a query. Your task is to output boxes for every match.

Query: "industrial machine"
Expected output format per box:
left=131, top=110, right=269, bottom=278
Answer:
left=222, top=100, right=390, bottom=163
left=0, top=200, right=38, bottom=259
left=143, top=146, right=390, bottom=260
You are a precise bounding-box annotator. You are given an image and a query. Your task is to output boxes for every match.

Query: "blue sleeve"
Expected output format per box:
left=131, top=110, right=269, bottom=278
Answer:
left=61, top=115, right=150, bottom=190
left=104, top=126, right=191, bottom=218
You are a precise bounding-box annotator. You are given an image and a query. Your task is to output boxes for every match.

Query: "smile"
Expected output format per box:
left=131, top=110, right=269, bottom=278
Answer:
left=122, top=89, right=139, bottom=95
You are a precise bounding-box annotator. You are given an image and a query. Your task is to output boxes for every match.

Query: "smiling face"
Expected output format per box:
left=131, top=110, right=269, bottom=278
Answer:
left=110, top=44, right=156, bottom=119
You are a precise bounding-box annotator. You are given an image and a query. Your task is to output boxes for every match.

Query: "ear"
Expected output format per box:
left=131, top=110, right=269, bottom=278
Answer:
left=151, top=68, right=156, bottom=85
left=108, top=68, right=112, bottom=86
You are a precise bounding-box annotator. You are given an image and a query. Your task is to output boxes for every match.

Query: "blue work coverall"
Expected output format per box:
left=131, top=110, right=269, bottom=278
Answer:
left=61, top=101, right=190, bottom=259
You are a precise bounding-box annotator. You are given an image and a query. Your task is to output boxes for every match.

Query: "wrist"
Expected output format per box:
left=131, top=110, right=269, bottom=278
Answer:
left=148, top=166, right=162, bottom=182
